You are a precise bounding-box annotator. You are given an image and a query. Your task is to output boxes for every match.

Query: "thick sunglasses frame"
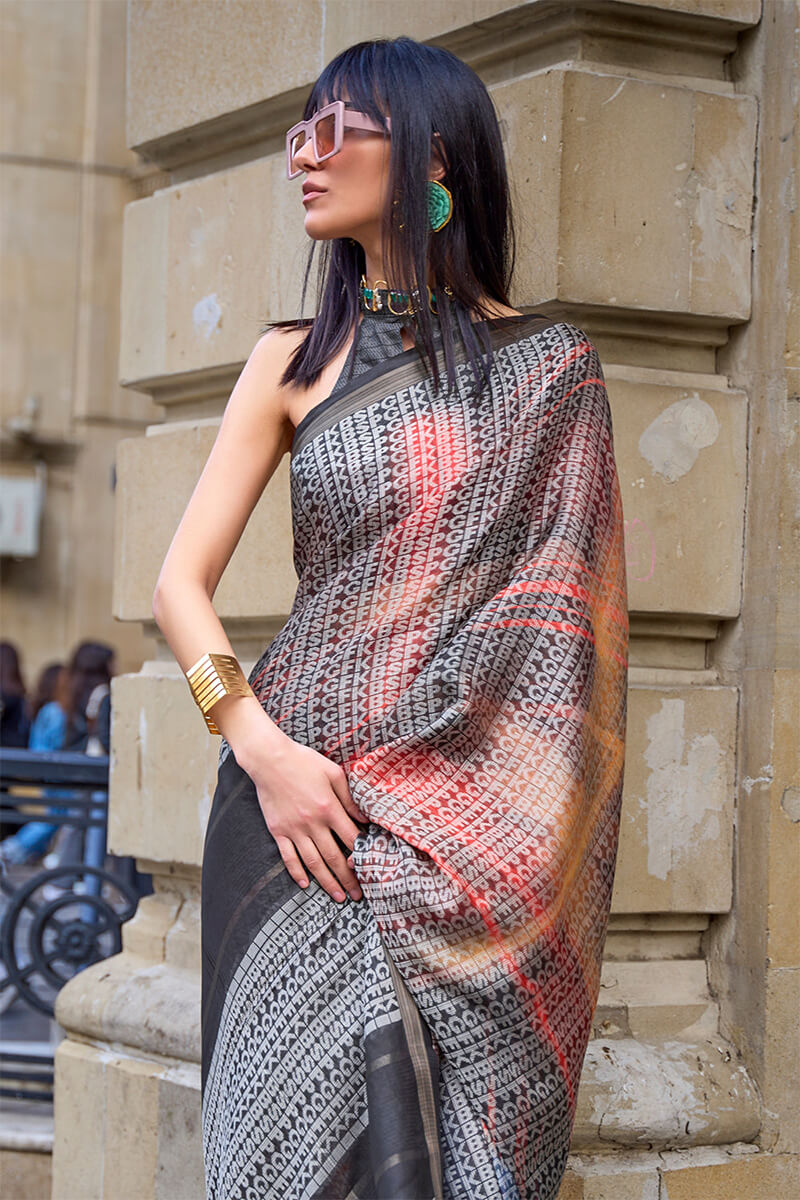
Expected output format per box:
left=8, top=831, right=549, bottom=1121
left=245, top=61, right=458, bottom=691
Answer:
left=285, top=100, right=391, bottom=179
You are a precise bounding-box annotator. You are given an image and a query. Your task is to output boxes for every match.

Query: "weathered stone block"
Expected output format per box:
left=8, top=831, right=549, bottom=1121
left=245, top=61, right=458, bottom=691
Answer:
left=596, top=959, right=716, bottom=1040
left=109, top=670, right=737, bottom=925
left=557, top=1143, right=792, bottom=1199
left=763, top=966, right=800, bottom=1155
left=109, top=671, right=226, bottom=866
left=70, top=423, right=155, bottom=666
left=111, top=375, right=746, bottom=628
left=103, top=1055, right=161, bottom=1191
left=121, top=886, right=183, bottom=962
left=494, top=70, right=756, bottom=318
left=55, top=899, right=201, bottom=1064
left=52, top=1040, right=105, bottom=1198
left=768, top=668, right=800, bottom=971
left=126, top=0, right=324, bottom=148
left=126, top=0, right=522, bottom=150
left=557, top=1164, right=659, bottom=1200
left=624, top=0, right=759, bottom=16
left=120, top=155, right=307, bottom=383
left=0, top=0, right=133, bottom=170
left=607, top=370, right=747, bottom=617
left=112, top=425, right=296, bottom=623
left=490, top=69, right=562, bottom=304
left=125, top=0, right=761, bottom=154
left=322, top=0, right=515, bottom=64
left=119, top=69, right=757, bottom=390
left=573, top=1036, right=759, bottom=1150
left=73, top=173, right=159, bottom=424
left=52, top=1040, right=203, bottom=1200
left=660, top=1151, right=800, bottom=1197
left=119, top=188, right=168, bottom=384
left=613, top=687, right=737, bottom=914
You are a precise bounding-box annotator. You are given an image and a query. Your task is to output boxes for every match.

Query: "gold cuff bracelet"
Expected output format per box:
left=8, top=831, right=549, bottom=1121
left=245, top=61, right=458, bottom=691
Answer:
left=185, top=652, right=256, bottom=735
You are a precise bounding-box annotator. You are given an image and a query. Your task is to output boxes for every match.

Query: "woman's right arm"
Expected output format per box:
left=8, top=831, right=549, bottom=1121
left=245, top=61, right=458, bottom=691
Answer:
left=152, top=328, right=366, bottom=904
left=151, top=329, right=295, bottom=678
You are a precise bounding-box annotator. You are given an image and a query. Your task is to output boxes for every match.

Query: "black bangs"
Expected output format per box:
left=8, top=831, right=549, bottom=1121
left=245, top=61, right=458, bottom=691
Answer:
left=304, top=46, right=391, bottom=132
left=266, top=36, right=516, bottom=399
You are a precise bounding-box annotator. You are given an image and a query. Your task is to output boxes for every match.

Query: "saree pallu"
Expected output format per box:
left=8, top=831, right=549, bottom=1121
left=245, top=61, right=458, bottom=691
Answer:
left=201, top=313, right=628, bottom=1200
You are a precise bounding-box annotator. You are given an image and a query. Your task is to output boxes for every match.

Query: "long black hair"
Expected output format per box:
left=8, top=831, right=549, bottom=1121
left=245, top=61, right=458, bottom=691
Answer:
left=31, top=661, right=65, bottom=721
left=62, top=640, right=114, bottom=740
left=268, top=36, right=516, bottom=396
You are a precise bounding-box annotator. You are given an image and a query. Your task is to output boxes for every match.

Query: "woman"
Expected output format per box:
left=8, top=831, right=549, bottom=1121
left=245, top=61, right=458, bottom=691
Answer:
left=0, top=643, right=115, bottom=867
left=153, top=37, right=628, bottom=1200
left=59, top=641, right=114, bottom=754
left=0, top=640, right=30, bottom=749
left=29, top=663, right=67, bottom=748
left=0, top=662, right=67, bottom=865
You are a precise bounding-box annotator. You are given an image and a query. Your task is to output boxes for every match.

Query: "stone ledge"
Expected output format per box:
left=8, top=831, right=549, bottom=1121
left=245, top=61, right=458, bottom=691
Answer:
left=573, top=1035, right=760, bottom=1151
left=53, top=954, right=200, bottom=1065
left=0, top=1105, right=53, bottom=1153
left=120, top=74, right=756, bottom=380
left=594, top=958, right=718, bottom=1041
left=120, top=311, right=743, bottom=404
left=52, top=946, right=760, bottom=1152
left=127, top=0, right=759, bottom=165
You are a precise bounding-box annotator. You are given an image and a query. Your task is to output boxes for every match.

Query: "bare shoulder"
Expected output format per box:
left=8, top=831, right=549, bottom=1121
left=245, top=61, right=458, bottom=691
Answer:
left=251, top=323, right=309, bottom=372
left=245, top=323, right=310, bottom=425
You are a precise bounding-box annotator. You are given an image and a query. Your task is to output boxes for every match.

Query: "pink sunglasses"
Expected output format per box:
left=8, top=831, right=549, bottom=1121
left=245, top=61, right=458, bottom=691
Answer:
left=286, top=100, right=391, bottom=180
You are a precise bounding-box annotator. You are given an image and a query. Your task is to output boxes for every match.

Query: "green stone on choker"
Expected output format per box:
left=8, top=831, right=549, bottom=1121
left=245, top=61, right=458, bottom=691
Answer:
left=359, top=274, right=451, bottom=316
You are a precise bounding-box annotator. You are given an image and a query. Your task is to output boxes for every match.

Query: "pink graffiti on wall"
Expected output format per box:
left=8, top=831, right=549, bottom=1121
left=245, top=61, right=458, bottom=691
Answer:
left=624, top=518, right=656, bottom=582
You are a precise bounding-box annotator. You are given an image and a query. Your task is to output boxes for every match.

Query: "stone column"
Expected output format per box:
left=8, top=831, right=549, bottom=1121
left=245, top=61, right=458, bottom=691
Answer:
left=52, top=1, right=799, bottom=1196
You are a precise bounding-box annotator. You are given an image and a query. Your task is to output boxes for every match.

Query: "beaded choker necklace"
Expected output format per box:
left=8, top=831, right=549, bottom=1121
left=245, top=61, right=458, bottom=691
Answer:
left=359, top=274, right=453, bottom=317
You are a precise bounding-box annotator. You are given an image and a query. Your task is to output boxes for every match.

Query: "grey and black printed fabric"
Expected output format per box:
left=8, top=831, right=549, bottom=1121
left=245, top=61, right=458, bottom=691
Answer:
left=200, top=304, right=629, bottom=1199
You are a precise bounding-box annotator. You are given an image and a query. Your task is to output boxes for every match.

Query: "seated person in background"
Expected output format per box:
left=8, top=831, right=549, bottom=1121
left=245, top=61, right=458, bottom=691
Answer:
left=0, top=640, right=31, bottom=751
left=0, top=661, right=68, bottom=865
left=0, top=641, right=114, bottom=867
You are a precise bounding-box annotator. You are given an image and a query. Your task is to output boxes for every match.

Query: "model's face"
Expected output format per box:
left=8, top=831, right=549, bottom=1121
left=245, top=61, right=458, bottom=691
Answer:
left=291, top=97, right=392, bottom=244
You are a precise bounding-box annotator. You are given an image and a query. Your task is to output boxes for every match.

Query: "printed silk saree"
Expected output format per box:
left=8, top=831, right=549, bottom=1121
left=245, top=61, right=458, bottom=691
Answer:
left=200, top=310, right=628, bottom=1200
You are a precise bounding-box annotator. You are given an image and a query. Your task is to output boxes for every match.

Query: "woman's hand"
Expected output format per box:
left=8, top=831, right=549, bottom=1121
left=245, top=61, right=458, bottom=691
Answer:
left=237, top=726, right=368, bottom=904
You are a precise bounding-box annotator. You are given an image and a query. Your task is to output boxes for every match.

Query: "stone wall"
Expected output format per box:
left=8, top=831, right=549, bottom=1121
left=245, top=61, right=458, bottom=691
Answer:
left=0, top=0, right=159, bottom=681
left=50, top=1, right=799, bottom=1196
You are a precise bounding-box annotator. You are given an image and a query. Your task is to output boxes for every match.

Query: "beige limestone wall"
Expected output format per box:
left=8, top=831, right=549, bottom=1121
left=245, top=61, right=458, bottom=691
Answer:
left=0, top=0, right=158, bottom=682
left=707, top=0, right=800, bottom=1160
left=48, top=0, right=799, bottom=1196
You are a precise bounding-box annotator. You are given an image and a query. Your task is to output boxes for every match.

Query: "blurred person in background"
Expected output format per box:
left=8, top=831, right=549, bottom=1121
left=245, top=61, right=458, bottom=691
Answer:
left=0, top=643, right=114, bottom=867
left=0, top=661, right=70, bottom=865
left=0, top=640, right=31, bottom=749
left=30, top=661, right=68, bottom=751
left=0, top=640, right=151, bottom=902
left=61, top=641, right=115, bottom=754
left=41, top=640, right=115, bottom=870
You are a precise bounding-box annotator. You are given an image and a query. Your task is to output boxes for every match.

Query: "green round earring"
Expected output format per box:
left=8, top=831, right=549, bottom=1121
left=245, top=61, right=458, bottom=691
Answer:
left=427, top=180, right=453, bottom=232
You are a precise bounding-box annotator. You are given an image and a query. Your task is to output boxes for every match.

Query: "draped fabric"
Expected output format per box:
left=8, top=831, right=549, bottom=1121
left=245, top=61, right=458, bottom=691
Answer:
left=201, top=311, right=628, bottom=1199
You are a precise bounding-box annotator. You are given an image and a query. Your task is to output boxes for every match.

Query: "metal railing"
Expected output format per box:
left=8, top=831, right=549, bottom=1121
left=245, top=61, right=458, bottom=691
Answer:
left=0, top=748, right=145, bottom=1104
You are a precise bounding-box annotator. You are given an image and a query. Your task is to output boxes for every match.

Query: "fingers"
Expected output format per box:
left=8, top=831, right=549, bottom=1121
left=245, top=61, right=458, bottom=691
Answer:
left=273, top=834, right=310, bottom=890
left=295, top=834, right=362, bottom=904
left=255, top=749, right=368, bottom=904
left=327, top=766, right=369, bottom=824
